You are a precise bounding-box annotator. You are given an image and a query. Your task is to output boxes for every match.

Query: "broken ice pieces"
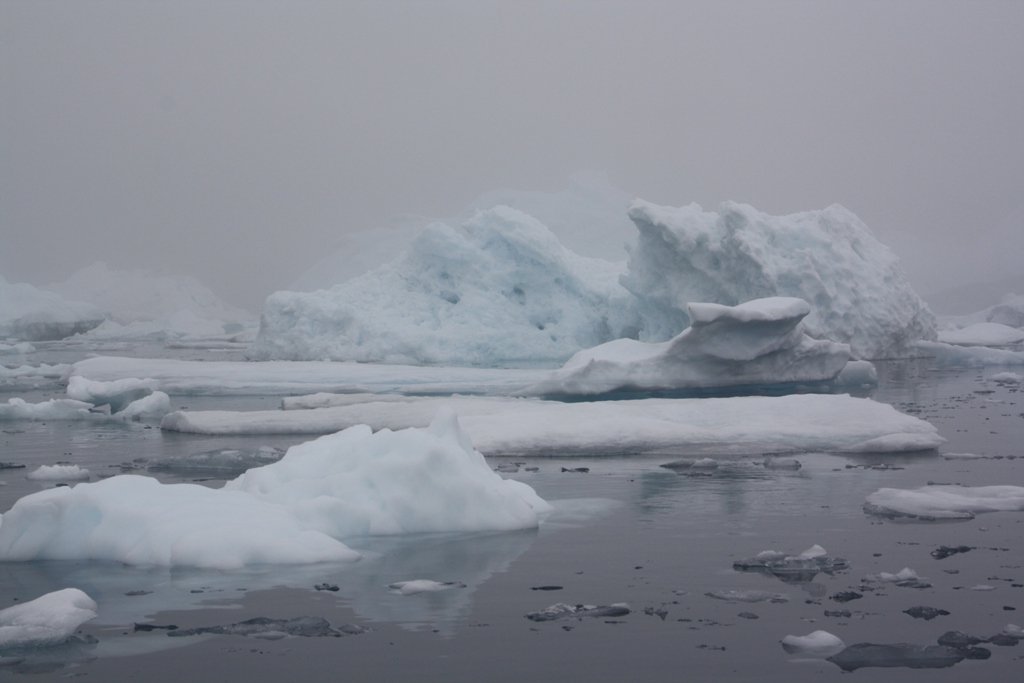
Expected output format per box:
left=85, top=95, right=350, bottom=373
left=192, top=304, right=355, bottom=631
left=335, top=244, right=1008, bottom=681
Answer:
left=168, top=616, right=364, bottom=639
left=865, top=567, right=932, bottom=589
left=732, top=545, right=848, bottom=583
left=146, top=446, right=285, bottom=476
left=525, top=603, right=631, bottom=622
left=826, top=643, right=971, bottom=672
left=387, top=580, right=466, bottom=596
left=705, top=590, right=789, bottom=604
left=25, top=465, right=90, bottom=482
left=781, top=630, right=845, bottom=656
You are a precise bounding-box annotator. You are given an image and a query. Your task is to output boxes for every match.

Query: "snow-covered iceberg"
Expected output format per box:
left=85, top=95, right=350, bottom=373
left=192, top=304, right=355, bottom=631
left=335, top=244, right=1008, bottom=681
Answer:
left=621, top=200, right=936, bottom=359
left=247, top=206, right=637, bottom=365
left=160, top=394, right=944, bottom=456
left=0, top=275, right=103, bottom=341
left=0, top=410, right=550, bottom=569
left=0, top=589, right=97, bottom=650
left=937, top=322, right=1024, bottom=347
left=45, top=262, right=253, bottom=340
left=987, top=293, right=1024, bottom=328
left=522, top=297, right=851, bottom=396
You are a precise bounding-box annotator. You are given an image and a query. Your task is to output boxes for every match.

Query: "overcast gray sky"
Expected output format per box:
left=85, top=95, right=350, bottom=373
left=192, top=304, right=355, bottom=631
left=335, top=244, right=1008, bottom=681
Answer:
left=2, top=0, right=1022, bottom=313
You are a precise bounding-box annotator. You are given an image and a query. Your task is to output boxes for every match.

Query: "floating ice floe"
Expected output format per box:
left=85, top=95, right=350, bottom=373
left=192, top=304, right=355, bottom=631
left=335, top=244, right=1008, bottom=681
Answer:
left=160, top=394, right=944, bottom=456
left=937, top=322, right=1024, bottom=347
left=0, top=588, right=97, bottom=651
left=621, top=200, right=935, bottom=360
left=65, top=376, right=158, bottom=414
left=0, top=275, right=104, bottom=341
left=864, top=485, right=1024, bottom=520
left=25, top=465, right=90, bottom=482
left=521, top=297, right=851, bottom=397
left=146, top=447, right=285, bottom=476
left=248, top=206, right=637, bottom=365
left=0, top=410, right=550, bottom=569
left=914, top=340, right=1024, bottom=366
left=70, top=356, right=550, bottom=396
left=0, top=364, right=72, bottom=382
left=525, top=603, right=631, bottom=622
left=781, top=630, right=845, bottom=656
left=0, top=394, right=169, bottom=422
left=865, top=567, right=931, bottom=589
left=991, top=372, right=1021, bottom=383
left=705, top=590, right=789, bottom=603
left=827, top=643, right=970, bottom=671
left=388, top=580, right=466, bottom=595
left=987, top=293, right=1024, bottom=328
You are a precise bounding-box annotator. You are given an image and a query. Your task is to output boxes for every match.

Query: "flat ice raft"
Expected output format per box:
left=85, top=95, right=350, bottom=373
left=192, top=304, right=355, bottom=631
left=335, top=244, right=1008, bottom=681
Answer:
left=161, top=394, right=944, bottom=455
left=0, top=410, right=550, bottom=568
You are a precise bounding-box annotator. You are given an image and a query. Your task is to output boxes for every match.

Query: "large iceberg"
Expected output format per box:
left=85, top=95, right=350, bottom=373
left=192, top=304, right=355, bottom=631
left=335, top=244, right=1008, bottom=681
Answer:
left=0, top=410, right=550, bottom=569
left=0, top=276, right=103, bottom=341
left=621, top=200, right=936, bottom=359
left=523, top=297, right=851, bottom=397
left=247, top=206, right=637, bottom=365
left=45, top=262, right=253, bottom=339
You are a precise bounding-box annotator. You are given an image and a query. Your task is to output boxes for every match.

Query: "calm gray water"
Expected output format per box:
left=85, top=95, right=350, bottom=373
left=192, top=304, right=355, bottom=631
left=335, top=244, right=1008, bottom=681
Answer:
left=1, top=346, right=1022, bottom=681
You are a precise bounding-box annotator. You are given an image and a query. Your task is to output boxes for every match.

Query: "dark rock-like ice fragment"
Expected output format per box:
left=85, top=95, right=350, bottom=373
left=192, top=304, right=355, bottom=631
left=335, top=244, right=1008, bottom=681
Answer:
left=827, top=643, right=965, bottom=671
left=168, top=616, right=340, bottom=638
left=904, top=606, right=950, bottom=620
left=936, top=631, right=984, bottom=648
left=525, top=603, right=630, bottom=622
left=830, top=591, right=863, bottom=603
left=931, top=545, right=973, bottom=560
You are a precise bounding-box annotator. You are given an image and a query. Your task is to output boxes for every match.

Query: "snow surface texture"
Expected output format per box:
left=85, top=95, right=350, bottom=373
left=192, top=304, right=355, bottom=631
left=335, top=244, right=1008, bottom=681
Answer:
left=249, top=206, right=637, bottom=365
left=0, top=589, right=97, bottom=650
left=0, top=410, right=550, bottom=568
left=621, top=200, right=936, bottom=360
left=523, top=297, right=851, bottom=396
left=914, top=341, right=1024, bottom=366
left=45, top=262, right=252, bottom=340
left=864, top=485, right=1024, bottom=520
left=161, top=394, right=944, bottom=456
left=0, top=275, right=103, bottom=341
left=937, top=322, right=1024, bottom=347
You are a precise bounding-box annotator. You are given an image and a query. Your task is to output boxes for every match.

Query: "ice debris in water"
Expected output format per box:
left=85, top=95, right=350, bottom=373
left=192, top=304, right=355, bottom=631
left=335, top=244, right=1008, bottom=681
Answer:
left=25, top=465, right=90, bottom=482
left=733, top=545, right=848, bottom=583
left=0, top=589, right=97, bottom=650
left=705, top=590, right=789, bottom=604
left=826, top=643, right=969, bottom=672
left=65, top=376, right=157, bottom=414
left=865, top=567, right=931, bottom=589
left=937, top=322, right=1024, bottom=347
left=781, top=630, right=845, bottom=656
left=991, top=371, right=1021, bottom=383
left=864, top=485, right=1024, bottom=520
left=904, top=606, right=950, bottom=621
left=521, top=297, right=851, bottom=397
left=146, top=446, right=285, bottom=476
left=388, top=580, right=466, bottom=596
left=525, top=603, right=631, bottom=622
left=168, top=616, right=356, bottom=639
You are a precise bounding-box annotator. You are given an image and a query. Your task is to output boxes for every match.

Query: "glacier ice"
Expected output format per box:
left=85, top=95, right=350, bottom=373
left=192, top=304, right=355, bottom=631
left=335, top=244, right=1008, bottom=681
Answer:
left=522, top=297, right=851, bottom=396
left=621, top=200, right=936, bottom=360
left=160, top=393, right=944, bottom=456
left=247, top=206, right=636, bottom=365
left=0, top=275, right=103, bottom=341
left=0, top=410, right=550, bottom=568
left=0, top=589, right=97, bottom=651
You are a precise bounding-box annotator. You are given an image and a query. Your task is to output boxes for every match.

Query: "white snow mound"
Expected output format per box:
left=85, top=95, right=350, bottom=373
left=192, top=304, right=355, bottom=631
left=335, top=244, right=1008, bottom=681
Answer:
left=0, top=409, right=550, bottom=568
left=0, top=588, right=97, bottom=650
left=248, top=206, right=637, bottom=365
left=621, top=200, right=936, bottom=359
left=781, top=630, right=845, bottom=656
left=523, top=297, right=851, bottom=396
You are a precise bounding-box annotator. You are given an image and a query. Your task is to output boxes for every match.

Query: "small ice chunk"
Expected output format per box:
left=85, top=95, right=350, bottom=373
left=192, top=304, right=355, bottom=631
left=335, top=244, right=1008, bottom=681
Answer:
left=865, top=485, right=1024, bottom=520
left=118, top=391, right=170, bottom=420
left=781, top=630, right=845, bottom=656
left=26, top=465, right=90, bottom=482
left=991, top=372, right=1022, bottom=383
left=388, top=580, right=466, bottom=595
left=705, top=590, right=789, bottom=603
left=798, top=545, right=827, bottom=559
left=525, top=603, right=631, bottom=622
left=66, top=376, right=157, bottom=414
left=0, top=398, right=95, bottom=421
left=0, top=588, right=97, bottom=650
left=942, top=452, right=986, bottom=460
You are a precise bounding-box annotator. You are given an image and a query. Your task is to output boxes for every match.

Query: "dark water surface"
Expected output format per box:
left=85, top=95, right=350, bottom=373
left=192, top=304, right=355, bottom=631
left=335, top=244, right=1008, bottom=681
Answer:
left=1, top=349, right=1022, bottom=681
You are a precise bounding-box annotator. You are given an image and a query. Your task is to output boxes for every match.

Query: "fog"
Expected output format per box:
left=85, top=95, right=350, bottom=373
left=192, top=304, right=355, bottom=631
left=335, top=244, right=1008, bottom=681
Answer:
left=2, top=0, right=1021, bottom=314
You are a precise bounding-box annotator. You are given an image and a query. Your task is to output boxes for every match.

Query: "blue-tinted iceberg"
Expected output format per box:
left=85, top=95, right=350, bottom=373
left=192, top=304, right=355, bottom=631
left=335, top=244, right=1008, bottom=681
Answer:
left=248, top=206, right=636, bottom=365
left=522, top=297, right=851, bottom=396
left=621, top=201, right=936, bottom=359
left=0, top=276, right=103, bottom=341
